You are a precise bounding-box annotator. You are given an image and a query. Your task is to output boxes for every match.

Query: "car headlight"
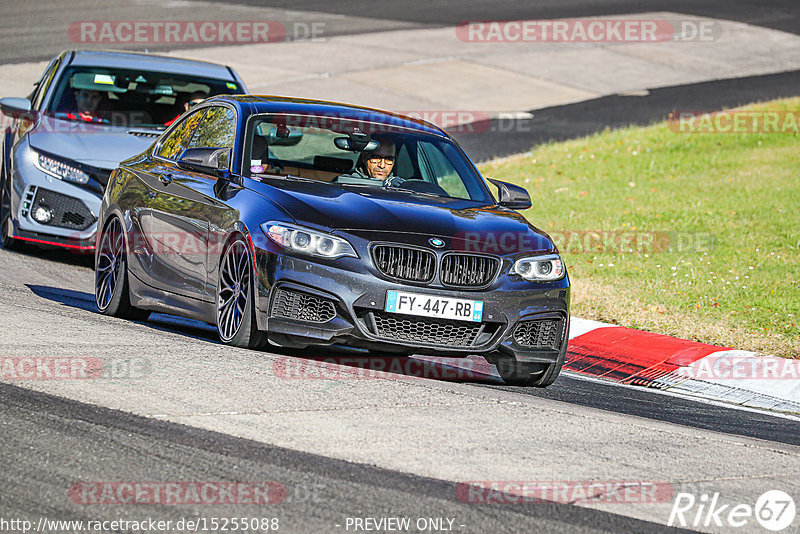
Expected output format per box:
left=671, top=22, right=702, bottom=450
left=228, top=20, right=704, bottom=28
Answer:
left=33, top=150, right=90, bottom=185
left=261, top=222, right=358, bottom=259
left=510, top=254, right=565, bottom=281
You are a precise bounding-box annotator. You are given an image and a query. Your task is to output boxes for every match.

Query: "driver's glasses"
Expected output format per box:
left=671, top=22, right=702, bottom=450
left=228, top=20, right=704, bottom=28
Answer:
left=368, top=156, right=395, bottom=164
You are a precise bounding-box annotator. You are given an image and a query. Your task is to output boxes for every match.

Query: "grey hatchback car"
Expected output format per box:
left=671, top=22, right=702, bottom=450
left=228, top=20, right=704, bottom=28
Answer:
left=0, top=50, right=246, bottom=253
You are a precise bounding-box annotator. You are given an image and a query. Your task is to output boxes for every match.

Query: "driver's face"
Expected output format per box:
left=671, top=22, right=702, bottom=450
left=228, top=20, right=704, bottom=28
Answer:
left=365, top=144, right=396, bottom=180
left=75, top=90, right=101, bottom=114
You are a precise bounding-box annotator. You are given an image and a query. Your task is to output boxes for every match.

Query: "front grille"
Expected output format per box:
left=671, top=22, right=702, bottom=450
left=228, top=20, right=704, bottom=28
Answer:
left=372, top=245, right=435, bottom=283
left=368, top=311, right=485, bottom=347
left=270, top=287, right=336, bottom=323
left=513, top=318, right=563, bottom=349
left=441, top=254, right=500, bottom=287
left=31, top=188, right=95, bottom=230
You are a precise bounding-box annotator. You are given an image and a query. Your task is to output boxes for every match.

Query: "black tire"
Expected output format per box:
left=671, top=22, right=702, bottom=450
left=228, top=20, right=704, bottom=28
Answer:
left=95, top=217, right=150, bottom=320
left=0, top=160, right=21, bottom=252
left=495, top=343, right=567, bottom=388
left=529, top=343, right=567, bottom=388
left=216, top=235, right=267, bottom=350
left=495, top=356, right=547, bottom=386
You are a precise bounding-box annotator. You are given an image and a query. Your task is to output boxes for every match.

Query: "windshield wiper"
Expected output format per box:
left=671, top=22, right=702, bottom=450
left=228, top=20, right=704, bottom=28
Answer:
left=261, top=173, right=316, bottom=183
left=382, top=184, right=446, bottom=199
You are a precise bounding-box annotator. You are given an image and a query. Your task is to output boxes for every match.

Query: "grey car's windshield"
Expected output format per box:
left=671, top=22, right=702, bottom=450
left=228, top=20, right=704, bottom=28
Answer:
left=46, top=67, right=243, bottom=129
left=245, top=114, right=492, bottom=203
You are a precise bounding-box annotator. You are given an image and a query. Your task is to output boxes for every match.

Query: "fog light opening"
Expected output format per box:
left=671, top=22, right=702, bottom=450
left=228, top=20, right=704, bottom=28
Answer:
left=33, top=205, right=54, bottom=224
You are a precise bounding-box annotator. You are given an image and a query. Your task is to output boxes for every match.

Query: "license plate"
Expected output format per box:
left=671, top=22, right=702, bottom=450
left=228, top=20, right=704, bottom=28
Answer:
left=385, top=290, right=483, bottom=322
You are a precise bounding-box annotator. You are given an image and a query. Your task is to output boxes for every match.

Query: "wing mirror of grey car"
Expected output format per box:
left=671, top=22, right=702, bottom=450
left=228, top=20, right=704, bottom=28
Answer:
left=177, top=147, right=232, bottom=178
left=0, top=97, right=35, bottom=120
left=487, top=178, right=532, bottom=210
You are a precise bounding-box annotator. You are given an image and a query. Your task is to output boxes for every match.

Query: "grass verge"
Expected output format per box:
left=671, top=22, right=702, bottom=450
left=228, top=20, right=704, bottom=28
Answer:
left=479, top=98, right=800, bottom=357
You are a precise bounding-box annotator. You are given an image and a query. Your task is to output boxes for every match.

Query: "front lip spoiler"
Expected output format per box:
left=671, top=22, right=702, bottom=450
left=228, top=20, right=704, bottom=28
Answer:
left=12, top=227, right=96, bottom=251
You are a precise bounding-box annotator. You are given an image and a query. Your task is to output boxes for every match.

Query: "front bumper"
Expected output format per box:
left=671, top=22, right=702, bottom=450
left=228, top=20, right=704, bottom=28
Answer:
left=253, top=250, right=570, bottom=363
left=9, top=138, right=101, bottom=248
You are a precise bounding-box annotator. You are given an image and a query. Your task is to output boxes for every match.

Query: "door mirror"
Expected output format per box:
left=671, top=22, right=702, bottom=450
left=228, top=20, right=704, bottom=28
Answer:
left=0, top=97, right=35, bottom=120
left=177, top=147, right=231, bottom=176
left=487, top=178, right=532, bottom=210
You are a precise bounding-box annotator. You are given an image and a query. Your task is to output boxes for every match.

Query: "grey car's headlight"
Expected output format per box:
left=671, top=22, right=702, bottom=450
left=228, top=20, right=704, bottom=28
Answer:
left=262, top=222, right=358, bottom=259
left=510, top=254, right=565, bottom=281
left=33, top=150, right=90, bottom=185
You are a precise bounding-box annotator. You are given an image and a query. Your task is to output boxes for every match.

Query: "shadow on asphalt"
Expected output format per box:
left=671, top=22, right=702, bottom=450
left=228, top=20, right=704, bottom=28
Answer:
left=25, top=284, right=503, bottom=386
left=2, top=241, right=93, bottom=268
left=457, top=69, right=800, bottom=161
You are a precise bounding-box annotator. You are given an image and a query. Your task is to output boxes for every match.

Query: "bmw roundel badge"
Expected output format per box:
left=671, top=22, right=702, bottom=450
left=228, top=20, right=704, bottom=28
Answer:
left=429, top=238, right=445, bottom=248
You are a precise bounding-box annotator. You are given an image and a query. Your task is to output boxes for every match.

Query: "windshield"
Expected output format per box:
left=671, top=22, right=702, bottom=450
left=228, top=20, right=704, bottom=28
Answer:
left=46, top=67, right=243, bottom=129
left=245, top=114, right=492, bottom=202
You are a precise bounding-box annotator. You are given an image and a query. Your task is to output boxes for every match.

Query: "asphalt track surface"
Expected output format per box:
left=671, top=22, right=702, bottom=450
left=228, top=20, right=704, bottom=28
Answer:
left=2, top=0, right=798, bottom=65
left=1, top=244, right=798, bottom=533
left=223, top=0, right=800, bottom=36
left=2, top=1, right=800, bottom=532
left=0, top=382, right=691, bottom=534
left=19, top=250, right=800, bottom=448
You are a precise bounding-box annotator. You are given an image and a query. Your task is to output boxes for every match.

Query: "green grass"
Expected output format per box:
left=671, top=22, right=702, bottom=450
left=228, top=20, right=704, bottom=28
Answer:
left=480, top=98, right=800, bottom=357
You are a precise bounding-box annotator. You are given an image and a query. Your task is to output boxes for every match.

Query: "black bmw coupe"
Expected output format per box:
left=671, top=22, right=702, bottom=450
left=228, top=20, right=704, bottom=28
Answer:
left=96, top=95, right=570, bottom=387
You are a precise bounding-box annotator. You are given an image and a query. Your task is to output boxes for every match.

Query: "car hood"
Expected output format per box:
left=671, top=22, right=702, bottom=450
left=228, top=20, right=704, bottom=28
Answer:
left=249, top=177, right=556, bottom=254
left=28, top=116, right=160, bottom=170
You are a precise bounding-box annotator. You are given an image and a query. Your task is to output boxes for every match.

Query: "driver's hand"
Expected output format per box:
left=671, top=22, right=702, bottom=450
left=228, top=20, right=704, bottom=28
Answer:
left=382, top=176, right=405, bottom=188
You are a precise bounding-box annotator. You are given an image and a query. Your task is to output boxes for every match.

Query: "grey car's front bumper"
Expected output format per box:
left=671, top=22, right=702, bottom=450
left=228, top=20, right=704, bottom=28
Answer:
left=8, top=138, right=101, bottom=250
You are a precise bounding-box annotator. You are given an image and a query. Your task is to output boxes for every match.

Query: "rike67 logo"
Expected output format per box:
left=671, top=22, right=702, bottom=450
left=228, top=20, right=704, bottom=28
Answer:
left=668, top=490, right=796, bottom=531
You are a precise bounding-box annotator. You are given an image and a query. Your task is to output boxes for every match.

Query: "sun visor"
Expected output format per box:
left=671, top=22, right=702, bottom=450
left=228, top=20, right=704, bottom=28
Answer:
left=69, top=73, right=127, bottom=93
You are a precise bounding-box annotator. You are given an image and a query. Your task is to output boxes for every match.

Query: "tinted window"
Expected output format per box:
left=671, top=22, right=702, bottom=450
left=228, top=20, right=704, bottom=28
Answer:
left=245, top=114, right=492, bottom=203
left=157, top=109, right=207, bottom=160
left=46, top=67, right=243, bottom=127
left=188, top=106, right=236, bottom=149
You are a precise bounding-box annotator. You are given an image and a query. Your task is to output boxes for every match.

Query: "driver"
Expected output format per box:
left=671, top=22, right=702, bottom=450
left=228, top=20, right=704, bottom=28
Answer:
left=66, top=89, right=105, bottom=123
left=354, top=138, right=396, bottom=181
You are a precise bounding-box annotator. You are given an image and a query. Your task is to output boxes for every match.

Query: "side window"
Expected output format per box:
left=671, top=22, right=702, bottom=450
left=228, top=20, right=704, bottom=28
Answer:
left=30, top=58, right=60, bottom=111
left=187, top=106, right=236, bottom=150
left=156, top=108, right=207, bottom=160
left=417, top=141, right=469, bottom=198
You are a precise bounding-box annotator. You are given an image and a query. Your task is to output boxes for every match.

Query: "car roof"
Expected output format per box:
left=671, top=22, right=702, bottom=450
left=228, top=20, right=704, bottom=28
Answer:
left=211, top=95, right=451, bottom=138
left=67, top=50, right=236, bottom=80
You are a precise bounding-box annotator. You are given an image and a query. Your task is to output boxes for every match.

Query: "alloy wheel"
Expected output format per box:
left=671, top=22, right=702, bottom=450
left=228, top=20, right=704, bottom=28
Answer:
left=95, top=218, right=124, bottom=311
left=217, top=239, right=251, bottom=342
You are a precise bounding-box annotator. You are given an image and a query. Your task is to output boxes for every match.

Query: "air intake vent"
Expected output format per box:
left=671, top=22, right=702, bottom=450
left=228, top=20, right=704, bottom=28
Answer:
left=128, top=129, right=161, bottom=138
left=31, top=188, right=95, bottom=230
left=271, top=288, right=336, bottom=323
left=440, top=254, right=500, bottom=288
left=372, top=245, right=435, bottom=283
left=369, top=311, right=485, bottom=347
left=513, top=318, right=563, bottom=350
